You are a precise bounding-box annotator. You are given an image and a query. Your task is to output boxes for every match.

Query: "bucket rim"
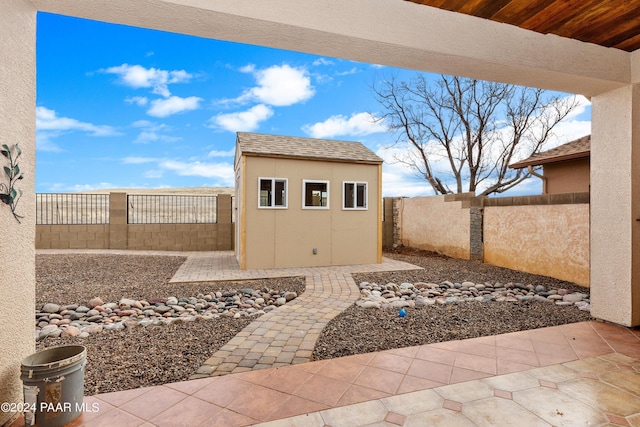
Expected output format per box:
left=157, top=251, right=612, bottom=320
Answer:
left=21, top=345, right=87, bottom=370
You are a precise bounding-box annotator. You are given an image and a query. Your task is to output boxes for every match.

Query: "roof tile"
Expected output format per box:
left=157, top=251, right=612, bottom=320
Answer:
left=510, top=135, right=590, bottom=169
left=236, top=132, right=383, bottom=164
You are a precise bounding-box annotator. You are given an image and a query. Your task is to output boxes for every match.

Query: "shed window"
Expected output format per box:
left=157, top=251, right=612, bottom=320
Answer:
left=259, top=178, right=287, bottom=208
left=303, top=180, right=329, bottom=209
left=343, top=182, right=367, bottom=209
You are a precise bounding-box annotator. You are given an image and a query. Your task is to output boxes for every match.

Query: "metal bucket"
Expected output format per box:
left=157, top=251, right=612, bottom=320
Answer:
left=20, top=345, right=86, bottom=427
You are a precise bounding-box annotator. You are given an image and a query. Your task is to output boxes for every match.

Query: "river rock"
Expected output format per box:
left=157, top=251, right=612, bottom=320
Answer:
left=42, top=303, right=60, bottom=313
left=88, top=297, right=104, bottom=308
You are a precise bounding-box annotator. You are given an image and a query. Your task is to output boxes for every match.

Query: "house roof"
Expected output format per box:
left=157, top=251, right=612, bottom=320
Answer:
left=236, top=132, right=383, bottom=164
left=509, top=135, right=591, bottom=169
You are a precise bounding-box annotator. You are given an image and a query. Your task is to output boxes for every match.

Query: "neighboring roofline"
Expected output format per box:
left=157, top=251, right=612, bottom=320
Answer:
left=509, top=135, right=591, bottom=169
left=509, top=150, right=590, bottom=169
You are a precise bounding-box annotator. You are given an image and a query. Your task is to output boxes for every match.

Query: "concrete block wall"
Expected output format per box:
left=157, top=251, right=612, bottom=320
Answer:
left=35, top=193, right=234, bottom=251
left=35, top=225, right=109, bottom=249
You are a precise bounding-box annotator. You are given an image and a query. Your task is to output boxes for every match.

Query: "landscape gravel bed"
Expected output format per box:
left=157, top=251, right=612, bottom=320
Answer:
left=35, top=253, right=305, bottom=395
left=35, top=249, right=593, bottom=395
left=313, top=247, right=593, bottom=360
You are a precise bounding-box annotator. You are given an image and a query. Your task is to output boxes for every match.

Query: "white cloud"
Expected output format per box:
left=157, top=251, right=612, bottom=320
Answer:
left=211, top=104, right=274, bottom=132
left=36, top=106, right=119, bottom=151
left=36, top=107, right=118, bottom=136
left=208, top=148, right=236, bottom=157
left=125, top=96, right=148, bottom=106
left=542, top=95, right=591, bottom=149
left=377, top=146, right=432, bottom=197
left=336, top=67, right=359, bottom=76
left=239, top=64, right=256, bottom=73
left=158, top=160, right=235, bottom=185
left=228, top=64, right=315, bottom=107
left=134, top=131, right=182, bottom=144
left=122, top=156, right=159, bottom=164
left=303, top=112, right=387, bottom=139
left=143, top=169, right=164, bottom=179
left=103, top=64, right=193, bottom=97
left=313, top=58, right=334, bottom=66
left=147, top=96, right=202, bottom=118
left=129, top=120, right=181, bottom=144
left=132, top=120, right=154, bottom=128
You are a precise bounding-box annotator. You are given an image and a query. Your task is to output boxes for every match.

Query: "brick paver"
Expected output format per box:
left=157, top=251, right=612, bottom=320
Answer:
left=167, top=251, right=422, bottom=378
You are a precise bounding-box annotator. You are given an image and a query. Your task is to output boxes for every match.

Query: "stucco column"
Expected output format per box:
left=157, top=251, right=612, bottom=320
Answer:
left=590, top=84, right=640, bottom=327
left=0, top=1, right=36, bottom=425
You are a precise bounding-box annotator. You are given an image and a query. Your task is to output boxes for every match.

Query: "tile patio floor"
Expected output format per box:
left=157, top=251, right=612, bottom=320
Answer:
left=16, top=250, right=640, bottom=426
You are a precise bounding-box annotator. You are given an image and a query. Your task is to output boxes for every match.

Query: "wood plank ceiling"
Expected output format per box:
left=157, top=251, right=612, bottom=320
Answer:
left=405, top=0, right=640, bottom=52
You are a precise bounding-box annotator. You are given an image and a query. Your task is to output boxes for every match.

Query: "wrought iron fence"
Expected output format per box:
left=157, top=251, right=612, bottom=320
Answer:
left=36, top=193, right=109, bottom=225
left=127, top=194, right=218, bottom=224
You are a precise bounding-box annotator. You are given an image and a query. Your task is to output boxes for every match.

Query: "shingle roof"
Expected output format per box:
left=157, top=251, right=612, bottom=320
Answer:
left=509, top=135, right=590, bottom=169
left=236, top=132, right=383, bottom=164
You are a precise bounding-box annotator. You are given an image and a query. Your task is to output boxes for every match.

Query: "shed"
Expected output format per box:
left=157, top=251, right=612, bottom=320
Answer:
left=234, top=132, right=383, bottom=270
left=509, top=135, right=590, bottom=194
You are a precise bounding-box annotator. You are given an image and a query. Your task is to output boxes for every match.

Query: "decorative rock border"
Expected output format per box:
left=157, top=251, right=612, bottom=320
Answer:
left=357, top=281, right=590, bottom=311
left=36, top=288, right=298, bottom=340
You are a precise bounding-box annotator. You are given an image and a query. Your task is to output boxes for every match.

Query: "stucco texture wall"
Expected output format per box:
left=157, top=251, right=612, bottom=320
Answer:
left=484, top=204, right=590, bottom=287
left=242, top=156, right=380, bottom=269
left=544, top=159, right=590, bottom=194
left=0, top=1, right=36, bottom=425
left=398, top=196, right=470, bottom=260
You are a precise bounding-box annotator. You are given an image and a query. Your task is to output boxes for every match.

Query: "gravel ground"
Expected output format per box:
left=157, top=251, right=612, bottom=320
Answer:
left=35, top=253, right=305, bottom=395
left=313, top=247, right=593, bottom=360
left=35, top=249, right=592, bottom=395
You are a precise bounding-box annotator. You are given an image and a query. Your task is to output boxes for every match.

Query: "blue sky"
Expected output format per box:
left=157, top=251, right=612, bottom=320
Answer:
left=36, top=12, right=592, bottom=197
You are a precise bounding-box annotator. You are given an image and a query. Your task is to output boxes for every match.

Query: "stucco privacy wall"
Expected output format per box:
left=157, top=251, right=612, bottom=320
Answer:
left=0, top=1, right=36, bottom=425
left=397, top=196, right=470, bottom=260
left=483, top=205, right=590, bottom=287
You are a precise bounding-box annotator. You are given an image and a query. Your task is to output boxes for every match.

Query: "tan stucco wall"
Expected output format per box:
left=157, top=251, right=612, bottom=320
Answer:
left=241, top=156, right=380, bottom=269
left=543, top=159, right=590, bottom=194
left=591, top=84, right=640, bottom=326
left=398, top=196, right=470, bottom=260
left=0, top=1, right=36, bottom=424
left=484, top=204, right=590, bottom=287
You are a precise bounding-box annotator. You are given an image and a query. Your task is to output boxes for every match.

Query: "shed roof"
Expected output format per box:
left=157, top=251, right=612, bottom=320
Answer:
left=236, top=132, right=383, bottom=164
left=509, top=135, right=590, bottom=169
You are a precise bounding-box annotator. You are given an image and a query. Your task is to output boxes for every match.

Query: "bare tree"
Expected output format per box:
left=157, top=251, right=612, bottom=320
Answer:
left=372, top=74, right=580, bottom=196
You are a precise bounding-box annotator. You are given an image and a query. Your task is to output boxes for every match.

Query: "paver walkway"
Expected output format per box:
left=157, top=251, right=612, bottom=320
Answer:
left=166, top=251, right=422, bottom=378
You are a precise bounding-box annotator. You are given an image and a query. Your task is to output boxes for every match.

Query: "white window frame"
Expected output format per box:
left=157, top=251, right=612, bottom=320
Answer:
left=258, top=177, right=288, bottom=209
left=342, top=181, right=368, bottom=210
left=302, top=179, right=330, bottom=209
